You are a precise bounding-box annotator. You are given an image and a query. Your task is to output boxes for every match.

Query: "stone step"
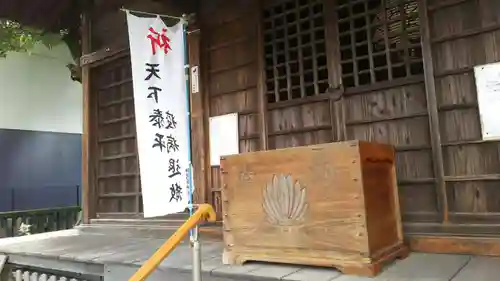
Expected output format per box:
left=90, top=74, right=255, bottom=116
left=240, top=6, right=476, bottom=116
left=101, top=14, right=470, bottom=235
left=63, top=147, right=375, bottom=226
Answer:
left=89, top=211, right=221, bottom=230
left=90, top=211, right=191, bottom=226
left=90, top=218, right=187, bottom=227
left=77, top=222, right=222, bottom=240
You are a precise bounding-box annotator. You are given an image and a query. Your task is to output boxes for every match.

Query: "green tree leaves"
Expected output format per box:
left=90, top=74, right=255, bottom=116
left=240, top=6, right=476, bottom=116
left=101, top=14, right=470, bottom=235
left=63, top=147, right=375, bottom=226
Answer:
left=0, top=19, right=65, bottom=57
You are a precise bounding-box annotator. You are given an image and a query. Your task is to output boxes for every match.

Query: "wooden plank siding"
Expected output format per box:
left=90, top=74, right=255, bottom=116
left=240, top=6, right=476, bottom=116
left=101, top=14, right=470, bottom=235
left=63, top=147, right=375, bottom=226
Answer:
left=78, top=0, right=500, bottom=250
left=245, top=0, right=441, bottom=234
left=343, top=81, right=438, bottom=227
left=199, top=0, right=263, bottom=220
left=197, top=0, right=500, bottom=239
left=425, top=0, right=500, bottom=234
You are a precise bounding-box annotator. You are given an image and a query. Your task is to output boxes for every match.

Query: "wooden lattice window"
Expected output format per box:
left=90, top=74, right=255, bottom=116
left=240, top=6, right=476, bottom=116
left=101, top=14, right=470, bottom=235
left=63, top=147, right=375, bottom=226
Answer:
left=337, top=0, right=423, bottom=88
left=263, top=0, right=329, bottom=104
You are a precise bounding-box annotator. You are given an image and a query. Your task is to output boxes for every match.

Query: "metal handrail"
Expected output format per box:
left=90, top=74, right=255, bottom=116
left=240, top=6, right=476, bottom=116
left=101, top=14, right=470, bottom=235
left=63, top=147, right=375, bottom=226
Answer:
left=128, top=204, right=217, bottom=281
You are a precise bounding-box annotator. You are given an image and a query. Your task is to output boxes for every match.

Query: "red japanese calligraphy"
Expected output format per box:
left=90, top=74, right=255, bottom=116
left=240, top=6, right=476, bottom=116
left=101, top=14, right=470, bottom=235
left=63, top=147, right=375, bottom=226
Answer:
left=147, top=27, right=172, bottom=55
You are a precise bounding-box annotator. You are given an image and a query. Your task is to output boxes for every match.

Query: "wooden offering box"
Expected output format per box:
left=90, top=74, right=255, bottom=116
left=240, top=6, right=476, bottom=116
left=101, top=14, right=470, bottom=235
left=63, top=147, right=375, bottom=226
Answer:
left=219, top=141, right=408, bottom=277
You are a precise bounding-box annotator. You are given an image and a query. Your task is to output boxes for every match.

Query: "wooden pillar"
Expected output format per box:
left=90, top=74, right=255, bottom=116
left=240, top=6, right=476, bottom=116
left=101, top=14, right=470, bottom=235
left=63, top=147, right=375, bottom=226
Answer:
left=418, top=0, right=448, bottom=223
left=81, top=8, right=94, bottom=224
left=188, top=21, right=208, bottom=205
left=199, top=12, right=214, bottom=210
left=323, top=0, right=347, bottom=142
left=256, top=0, right=269, bottom=151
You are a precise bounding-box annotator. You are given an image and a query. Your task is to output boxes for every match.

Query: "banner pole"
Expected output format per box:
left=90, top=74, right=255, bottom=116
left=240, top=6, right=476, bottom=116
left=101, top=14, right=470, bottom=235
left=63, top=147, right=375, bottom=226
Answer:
left=181, top=13, right=202, bottom=281
left=181, top=16, right=195, bottom=235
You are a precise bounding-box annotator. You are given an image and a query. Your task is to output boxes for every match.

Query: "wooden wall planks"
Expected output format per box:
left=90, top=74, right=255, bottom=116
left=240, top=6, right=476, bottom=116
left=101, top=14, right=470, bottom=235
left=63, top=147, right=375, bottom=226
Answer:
left=81, top=0, right=500, bottom=247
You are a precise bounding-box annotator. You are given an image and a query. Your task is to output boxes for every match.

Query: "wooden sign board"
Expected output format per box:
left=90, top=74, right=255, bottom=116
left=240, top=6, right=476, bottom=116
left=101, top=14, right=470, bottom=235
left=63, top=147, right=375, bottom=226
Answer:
left=474, top=62, right=500, bottom=140
left=209, top=113, right=239, bottom=166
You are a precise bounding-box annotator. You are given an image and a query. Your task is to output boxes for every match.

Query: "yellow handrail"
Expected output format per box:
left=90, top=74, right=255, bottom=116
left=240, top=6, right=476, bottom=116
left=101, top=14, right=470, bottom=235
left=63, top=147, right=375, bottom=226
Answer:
left=128, top=204, right=217, bottom=281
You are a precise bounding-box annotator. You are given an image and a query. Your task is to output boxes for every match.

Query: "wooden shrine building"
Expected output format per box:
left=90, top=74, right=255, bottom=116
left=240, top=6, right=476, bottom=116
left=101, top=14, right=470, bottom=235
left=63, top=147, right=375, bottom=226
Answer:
left=3, top=0, right=500, bottom=257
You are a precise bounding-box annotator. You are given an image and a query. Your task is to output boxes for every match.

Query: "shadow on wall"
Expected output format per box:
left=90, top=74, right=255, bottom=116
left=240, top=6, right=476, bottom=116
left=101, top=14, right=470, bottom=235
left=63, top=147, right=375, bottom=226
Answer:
left=0, top=129, right=82, bottom=212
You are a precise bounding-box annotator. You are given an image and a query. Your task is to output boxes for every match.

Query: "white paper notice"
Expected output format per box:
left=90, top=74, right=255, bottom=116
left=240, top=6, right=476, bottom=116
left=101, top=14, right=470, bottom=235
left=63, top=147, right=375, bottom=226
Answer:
left=126, top=13, right=190, bottom=217
left=209, top=113, right=239, bottom=166
left=474, top=62, right=500, bottom=140
left=191, top=65, right=199, bottom=94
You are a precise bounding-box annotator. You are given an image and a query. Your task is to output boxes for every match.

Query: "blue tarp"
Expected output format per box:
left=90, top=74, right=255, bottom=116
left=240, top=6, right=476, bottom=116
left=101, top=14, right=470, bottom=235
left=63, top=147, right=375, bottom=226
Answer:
left=0, top=185, right=80, bottom=212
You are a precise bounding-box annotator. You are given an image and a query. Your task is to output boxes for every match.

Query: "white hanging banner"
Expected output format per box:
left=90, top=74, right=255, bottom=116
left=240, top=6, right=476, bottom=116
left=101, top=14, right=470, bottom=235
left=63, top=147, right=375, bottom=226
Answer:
left=126, top=12, right=190, bottom=218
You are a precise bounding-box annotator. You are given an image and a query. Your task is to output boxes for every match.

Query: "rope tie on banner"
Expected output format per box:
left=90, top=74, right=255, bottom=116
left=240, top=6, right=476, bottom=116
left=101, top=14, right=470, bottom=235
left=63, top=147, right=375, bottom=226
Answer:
left=187, top=29, right=200, bottom=35
left=121, top=8, right=199, bottom=35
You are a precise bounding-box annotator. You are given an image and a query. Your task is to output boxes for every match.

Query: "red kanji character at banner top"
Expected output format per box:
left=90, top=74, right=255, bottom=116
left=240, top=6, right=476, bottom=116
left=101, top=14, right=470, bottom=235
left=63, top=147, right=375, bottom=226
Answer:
left=147, top=27, right=172, bottom=55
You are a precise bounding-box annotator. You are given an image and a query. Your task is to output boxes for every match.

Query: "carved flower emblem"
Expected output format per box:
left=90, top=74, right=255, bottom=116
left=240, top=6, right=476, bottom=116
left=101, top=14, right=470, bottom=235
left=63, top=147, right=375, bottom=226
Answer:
left=262, top=174, right=307, bottom=225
